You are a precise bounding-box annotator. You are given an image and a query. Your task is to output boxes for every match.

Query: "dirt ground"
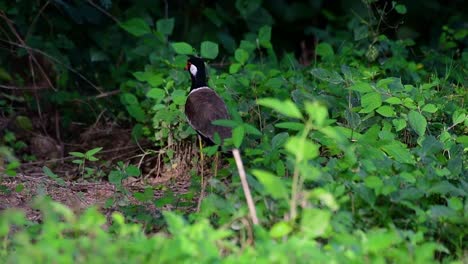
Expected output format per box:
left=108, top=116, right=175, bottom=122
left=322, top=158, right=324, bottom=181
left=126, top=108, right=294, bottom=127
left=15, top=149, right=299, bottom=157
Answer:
left=0, top=122, right=207, bottom=221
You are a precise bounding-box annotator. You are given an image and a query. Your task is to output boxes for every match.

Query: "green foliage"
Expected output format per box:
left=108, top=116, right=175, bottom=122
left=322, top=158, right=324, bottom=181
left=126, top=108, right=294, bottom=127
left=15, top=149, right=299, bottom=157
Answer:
left=69, top=147, right=103, bottom=178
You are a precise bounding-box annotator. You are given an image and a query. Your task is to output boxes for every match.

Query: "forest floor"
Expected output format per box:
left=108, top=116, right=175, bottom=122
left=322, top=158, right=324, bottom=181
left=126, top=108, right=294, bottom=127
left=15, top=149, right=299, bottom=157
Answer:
left=0, top=121, right=206, bottom=221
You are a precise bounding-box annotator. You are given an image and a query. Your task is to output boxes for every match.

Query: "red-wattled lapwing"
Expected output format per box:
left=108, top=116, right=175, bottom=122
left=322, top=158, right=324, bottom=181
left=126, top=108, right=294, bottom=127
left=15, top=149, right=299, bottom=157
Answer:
left=183, top=56, right=258, bottom=224
left=184, top=56, right=232, bottom=145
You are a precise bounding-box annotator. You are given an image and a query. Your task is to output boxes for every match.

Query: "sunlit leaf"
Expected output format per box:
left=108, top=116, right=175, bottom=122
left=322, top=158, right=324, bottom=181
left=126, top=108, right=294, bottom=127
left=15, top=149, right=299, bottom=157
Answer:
left=285, top=136, right=319, bottom=161
left=232, top=126, right=245, bottom=148
left=171, top=42, right=194, bottom=55
left=269, top=221, right=292, bottom=238
left=360, top=92, right=382, bottom=113
left=251, top=169, right=288, bottom=200
left=257, top=98, right=303, bottom=119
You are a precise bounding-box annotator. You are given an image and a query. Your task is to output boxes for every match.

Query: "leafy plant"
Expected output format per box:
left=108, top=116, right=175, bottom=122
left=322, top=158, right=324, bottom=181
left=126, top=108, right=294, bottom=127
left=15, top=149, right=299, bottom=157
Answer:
left=69, top=147, right=103, bottom=178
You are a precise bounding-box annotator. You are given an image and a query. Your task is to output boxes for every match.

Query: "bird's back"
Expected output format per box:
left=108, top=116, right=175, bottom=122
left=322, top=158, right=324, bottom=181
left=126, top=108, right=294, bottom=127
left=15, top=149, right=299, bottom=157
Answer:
left=185, top=87, right=232, bottom=144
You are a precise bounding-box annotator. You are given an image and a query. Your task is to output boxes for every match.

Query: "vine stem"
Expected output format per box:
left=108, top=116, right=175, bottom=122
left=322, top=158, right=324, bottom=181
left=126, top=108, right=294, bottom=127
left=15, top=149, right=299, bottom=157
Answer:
left=232, top=148, right=259, bottom=225
left=290, top=121, right=312, bottom=220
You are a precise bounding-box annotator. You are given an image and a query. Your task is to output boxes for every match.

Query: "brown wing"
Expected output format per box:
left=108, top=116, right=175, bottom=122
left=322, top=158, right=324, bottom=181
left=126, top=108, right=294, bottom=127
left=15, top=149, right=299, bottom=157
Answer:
left=185, top=88, right=232, bottom=143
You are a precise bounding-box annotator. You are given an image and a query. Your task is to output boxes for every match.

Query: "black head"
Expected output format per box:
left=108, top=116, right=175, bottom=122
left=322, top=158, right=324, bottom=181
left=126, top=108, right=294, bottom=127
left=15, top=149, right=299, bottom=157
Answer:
left=185, top=56, right=207, bottom=90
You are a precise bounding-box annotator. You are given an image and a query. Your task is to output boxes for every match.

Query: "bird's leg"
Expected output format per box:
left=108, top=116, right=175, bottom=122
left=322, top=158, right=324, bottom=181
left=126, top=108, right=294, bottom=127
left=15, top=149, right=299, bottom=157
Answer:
left=196, top=135, right=205, bottom=212
left=214, top=151, right=219, bottom=179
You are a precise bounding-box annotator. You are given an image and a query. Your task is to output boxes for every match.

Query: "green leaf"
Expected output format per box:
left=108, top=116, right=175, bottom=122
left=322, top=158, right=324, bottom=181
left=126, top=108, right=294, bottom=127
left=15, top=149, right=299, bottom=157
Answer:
left=171, top=89, right=186, bottom=105
left=301, top=208, right=331, bottom=238
left=108, top=170, right=124, bottom=185
left=229, top=63, right=242, bottom=74
left=275, top=122, right=304, bottom=131
left=120, top=18, right=151, bottom=37
left=15, top=184, right=24, bottom=192
left=354, top=25, right=368, bottom=40
left=364, top=176, right=383, bottom=190
left=69, top=152, right=85, bottom=158
left=264, top=77, right=283, bottom=89
left=269, top=221, right=292, bottom=238
left=258, top=25, right=272, bottom=48
left=392, top=119, right=407, bottom=131
left=428, top=181, right=465, bottom=196
left=447, top=197, right=463, bottom=211
left=376, top=105, right=395, bottom=117
left=242, top=123, right=262, bottom=136
left=234, top=49, right=249, bottom=64
left=385, top=97, right=402, bottom=105
left=395, top=4, right=407, bottom=14
left=364, top=229, right=401, bottom=253
left=121, top=93, right=139, bottom=105
left=146, top=88, right=165, bottom=100
left=212, top=119, right=239, bottom=128
left=421, top=136, right=443, bottom=155
left=15, top=116, right=33, bottom=131
left=452, top=110, right=466, bottom=125
left=305, top=102, right=328, bottom=127
left=200, top=41, right=219, bottom=59
left=235, top=0, right=262, bottom=17
left=251, top=169, right=288, bottom=200
left=349, top=82, right=373, bottom=93
left=285, top=136, right=319, bottom=161
left=381, top=141, right=415, bottom=164
left=134, top=187, right=154, bottom=202
left=171, top=42, right=194, bottom=55
left=156, top=18, right=174, bottom=35
left=232, top=126, right=245, bottom=148
left=310, top=68, right=344, bottom=84
left=456, top=135, right=468, bottom=148
left=344, top=109, right=361, bottom=129
left=43, top=166, right=65, bottom=186
left=408, top=110, right=427, bottom=136
left=85, top=147, right=103, bottom=157
left=125, top=165, right=141, bottom=177
left=163, top=211, right=186, bottom=235
left=429, top=205, right=457, bottom=219
left=315, top=43, right=334, bottom=59
left=0, top=67, right=12, bottom=81
left=360, top=92, right=382, bottom=113
left=422, top=104, right=438, bottom=113
left=126, top=104, right=146, bottom=122
left=257, top=98, right=303, bottom=119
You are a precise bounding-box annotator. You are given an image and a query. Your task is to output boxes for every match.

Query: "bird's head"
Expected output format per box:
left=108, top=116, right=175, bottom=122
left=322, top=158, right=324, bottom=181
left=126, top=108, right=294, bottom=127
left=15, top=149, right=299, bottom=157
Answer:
left=185, top=56, right=207, bottom=89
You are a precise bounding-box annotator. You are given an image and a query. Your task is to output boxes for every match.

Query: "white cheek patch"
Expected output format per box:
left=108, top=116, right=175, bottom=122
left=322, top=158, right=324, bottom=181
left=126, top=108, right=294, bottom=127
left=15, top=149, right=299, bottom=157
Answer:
left=190, top=64, right=198, bottom=76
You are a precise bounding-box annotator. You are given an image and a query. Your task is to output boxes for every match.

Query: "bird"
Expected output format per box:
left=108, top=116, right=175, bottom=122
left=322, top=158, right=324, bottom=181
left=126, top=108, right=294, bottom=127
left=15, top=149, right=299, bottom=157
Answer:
left=184, top=56, right=232, bottom=146
left=183, top=56, right=259, bottom=224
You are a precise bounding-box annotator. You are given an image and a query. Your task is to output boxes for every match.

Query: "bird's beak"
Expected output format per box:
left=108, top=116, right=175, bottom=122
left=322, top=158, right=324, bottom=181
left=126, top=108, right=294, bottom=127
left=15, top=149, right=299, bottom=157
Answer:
left=185, top=62, right=191, bottom=70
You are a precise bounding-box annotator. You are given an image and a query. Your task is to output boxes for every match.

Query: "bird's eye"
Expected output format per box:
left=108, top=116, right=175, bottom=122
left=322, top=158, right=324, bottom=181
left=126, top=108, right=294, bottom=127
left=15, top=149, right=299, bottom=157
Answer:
left=189, top=64, right=198, bottom=76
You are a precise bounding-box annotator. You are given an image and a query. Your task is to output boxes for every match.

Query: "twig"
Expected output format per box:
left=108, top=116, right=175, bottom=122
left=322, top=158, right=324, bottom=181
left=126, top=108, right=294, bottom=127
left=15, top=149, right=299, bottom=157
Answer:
left=92, top=90, right=120, bottom=99
left=86, top=0, right=120, bottom=24
left=0, top=39, right=103, bottom=94
left=232, top=148, right=259, bottom=225
left=0, top=84, right=49, bottom=90
left=25, top=1, right=51, bottom=41
left=0, top=11, right=56, bottom=91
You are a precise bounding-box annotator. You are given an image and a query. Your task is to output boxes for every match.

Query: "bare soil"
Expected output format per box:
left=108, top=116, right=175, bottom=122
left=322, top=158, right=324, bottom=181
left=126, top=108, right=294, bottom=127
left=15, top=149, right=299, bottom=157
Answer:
left=0, top=121, right=208, bottom=222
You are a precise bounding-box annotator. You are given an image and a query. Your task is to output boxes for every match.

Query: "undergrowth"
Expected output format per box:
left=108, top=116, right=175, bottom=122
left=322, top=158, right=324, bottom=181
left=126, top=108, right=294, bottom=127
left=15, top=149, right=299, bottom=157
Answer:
left=0, top=0, right=467, bottom=263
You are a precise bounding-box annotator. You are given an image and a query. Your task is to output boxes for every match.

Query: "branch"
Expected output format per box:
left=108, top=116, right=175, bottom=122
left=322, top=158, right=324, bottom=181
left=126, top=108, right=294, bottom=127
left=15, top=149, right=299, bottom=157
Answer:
left=232, top=148, right=259, bottom=225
